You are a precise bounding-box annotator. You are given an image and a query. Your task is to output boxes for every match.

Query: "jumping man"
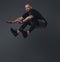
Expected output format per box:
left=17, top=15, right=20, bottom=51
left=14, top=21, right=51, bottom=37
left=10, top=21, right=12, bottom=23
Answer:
left=7, top=3, right=47, bottom=38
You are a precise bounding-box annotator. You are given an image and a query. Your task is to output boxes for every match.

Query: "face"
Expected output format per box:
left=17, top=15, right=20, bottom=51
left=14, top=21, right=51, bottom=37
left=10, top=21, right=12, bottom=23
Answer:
left=25, top=4, right=32, bottom=12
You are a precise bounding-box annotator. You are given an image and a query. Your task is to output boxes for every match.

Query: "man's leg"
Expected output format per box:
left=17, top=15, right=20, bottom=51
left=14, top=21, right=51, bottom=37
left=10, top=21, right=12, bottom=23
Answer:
left=26, top=23, right=36, bottom=35
left=18, top=22, right=29, bottom=38
left=18, top=22, right=29, bottom=32
left=10, top=22, right=29, bottom=37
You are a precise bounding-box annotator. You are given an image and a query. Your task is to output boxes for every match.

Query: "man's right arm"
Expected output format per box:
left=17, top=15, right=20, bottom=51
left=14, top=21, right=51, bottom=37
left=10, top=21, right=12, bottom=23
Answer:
left=14, top=17, right=24, bottom=23
left=6, top=17, right=24, bottom=24
left=6, top=12, right=28, bottom=24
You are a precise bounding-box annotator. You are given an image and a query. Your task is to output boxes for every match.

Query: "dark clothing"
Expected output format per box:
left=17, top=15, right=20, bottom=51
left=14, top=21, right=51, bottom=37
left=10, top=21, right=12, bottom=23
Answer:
left=19, top=9, right=46, bottom=32
left=19, top=20, right=39, bottom=32
left=22, top=9, right=46, bottom=22
left=10, top=9, right=47, bottom=38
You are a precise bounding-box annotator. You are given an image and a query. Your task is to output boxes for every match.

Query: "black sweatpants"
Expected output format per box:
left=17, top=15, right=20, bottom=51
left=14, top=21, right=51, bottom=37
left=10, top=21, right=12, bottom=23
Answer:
left=19, top=20, right=39, bottom=33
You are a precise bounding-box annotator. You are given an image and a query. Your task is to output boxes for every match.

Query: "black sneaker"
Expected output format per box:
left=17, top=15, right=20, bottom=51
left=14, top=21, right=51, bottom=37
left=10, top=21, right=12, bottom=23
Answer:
left=10, top=28, right=18, bottom=37
left=22, top=31, right=27, bottom=38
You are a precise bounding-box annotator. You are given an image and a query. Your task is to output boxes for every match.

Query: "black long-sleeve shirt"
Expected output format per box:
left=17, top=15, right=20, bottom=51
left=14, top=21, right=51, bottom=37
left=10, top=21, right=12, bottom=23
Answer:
left=22, top=9, right=46, bottom=23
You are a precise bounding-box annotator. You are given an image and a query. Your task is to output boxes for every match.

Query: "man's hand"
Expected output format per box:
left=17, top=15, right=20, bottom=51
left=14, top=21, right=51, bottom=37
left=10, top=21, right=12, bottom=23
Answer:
left=6, top=20, right=17, bottom=24
left=6, top=20, right=23, bottom=24
left=6, top=17, right=24, bottom=24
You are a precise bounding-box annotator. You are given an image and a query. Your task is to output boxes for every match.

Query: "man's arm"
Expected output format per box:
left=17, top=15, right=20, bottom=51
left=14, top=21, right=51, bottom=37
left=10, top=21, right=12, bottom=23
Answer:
left=23, top=15, right=33, bottom=22
left=15, top=17, right=24, bottom=22
left=6, top=17, right=24, bottom=24
left=6, top=15, right=33, bottom=24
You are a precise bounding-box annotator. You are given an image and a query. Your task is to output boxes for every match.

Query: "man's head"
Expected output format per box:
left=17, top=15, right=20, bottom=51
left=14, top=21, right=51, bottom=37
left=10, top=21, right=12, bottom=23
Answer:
left=25, top=3, right=32, bottom=12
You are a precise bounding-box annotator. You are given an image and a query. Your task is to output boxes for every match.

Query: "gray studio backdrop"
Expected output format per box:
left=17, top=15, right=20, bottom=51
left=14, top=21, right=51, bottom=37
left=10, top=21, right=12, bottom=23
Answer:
left=0, top=0, right=60, bottom=62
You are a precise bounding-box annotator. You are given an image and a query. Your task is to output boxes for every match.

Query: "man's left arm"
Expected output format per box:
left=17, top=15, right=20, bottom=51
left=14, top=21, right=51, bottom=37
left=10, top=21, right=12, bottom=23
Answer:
left=23, top=15, right=34, bottom=22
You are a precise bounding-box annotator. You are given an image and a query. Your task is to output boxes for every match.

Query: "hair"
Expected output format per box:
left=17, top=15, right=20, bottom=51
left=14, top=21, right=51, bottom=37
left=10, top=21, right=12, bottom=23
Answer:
left=25, top=3, right=32, bottom=6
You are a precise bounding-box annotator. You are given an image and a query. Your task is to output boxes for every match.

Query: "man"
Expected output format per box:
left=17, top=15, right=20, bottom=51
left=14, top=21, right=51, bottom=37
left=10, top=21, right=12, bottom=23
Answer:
left=7, top=3, right=47, bottom=38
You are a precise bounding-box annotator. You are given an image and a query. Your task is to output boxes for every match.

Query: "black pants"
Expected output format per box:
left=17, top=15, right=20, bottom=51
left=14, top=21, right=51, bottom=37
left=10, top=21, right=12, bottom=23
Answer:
left=19, top=20, right=39, bottom=33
